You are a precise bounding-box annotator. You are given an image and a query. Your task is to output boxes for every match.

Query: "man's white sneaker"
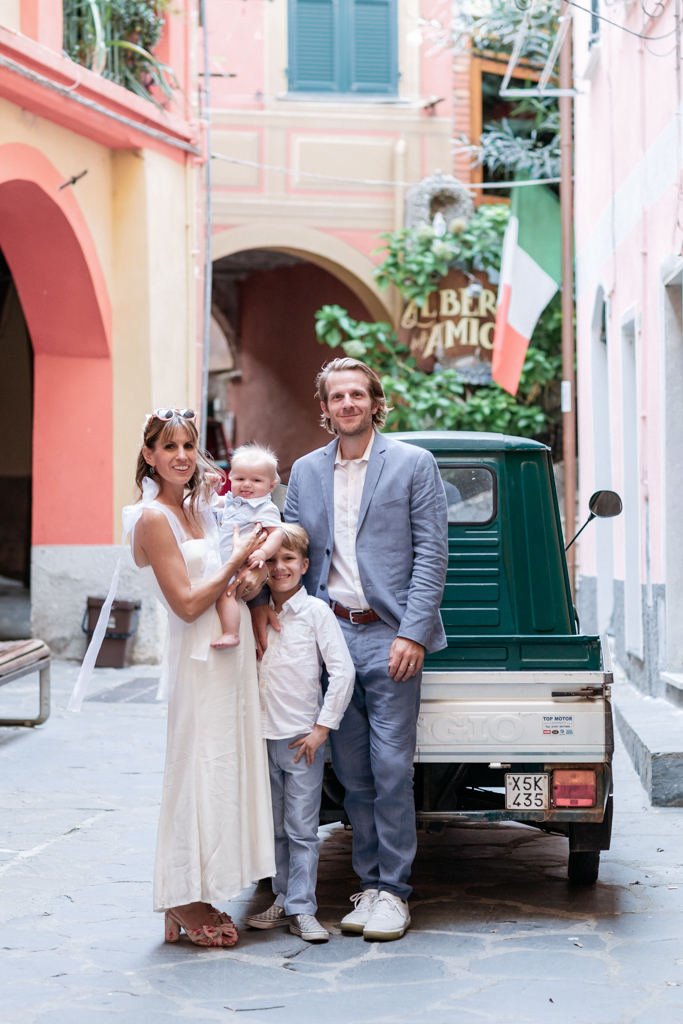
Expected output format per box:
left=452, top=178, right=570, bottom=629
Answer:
left=289, top=914, right=329, bottom=942
left=362, top=891, right=411, bottom=941
left=243, top=903, right=290, bottom=930
left=340, top=889, right=379, bottom=934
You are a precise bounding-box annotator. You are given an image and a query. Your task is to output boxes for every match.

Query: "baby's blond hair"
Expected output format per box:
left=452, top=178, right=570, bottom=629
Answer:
left=230, top=442, right=279, bottom=481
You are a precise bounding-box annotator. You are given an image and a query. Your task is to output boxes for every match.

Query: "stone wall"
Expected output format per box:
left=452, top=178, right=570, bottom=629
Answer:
left=580, top=573, right=669, bottom=698
left=31, top=545, right=165, bottom=664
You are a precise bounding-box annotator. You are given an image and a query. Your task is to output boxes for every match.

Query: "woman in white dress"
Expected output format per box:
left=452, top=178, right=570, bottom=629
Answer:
left=129, top=409, right=275, bottom=947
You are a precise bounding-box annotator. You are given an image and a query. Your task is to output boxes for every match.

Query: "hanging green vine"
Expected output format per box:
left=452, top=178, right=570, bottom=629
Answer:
left=452, top=0, right=560, bottom=185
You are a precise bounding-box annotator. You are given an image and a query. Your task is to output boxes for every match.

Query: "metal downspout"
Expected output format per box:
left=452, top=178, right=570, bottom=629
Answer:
left=560, top=0, right=577, bottom=596
left=199, top=0, right=212, bottom=450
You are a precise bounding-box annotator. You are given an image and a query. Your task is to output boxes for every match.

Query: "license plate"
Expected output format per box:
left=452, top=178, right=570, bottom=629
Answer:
left=505, top=773, right=549, bottom=810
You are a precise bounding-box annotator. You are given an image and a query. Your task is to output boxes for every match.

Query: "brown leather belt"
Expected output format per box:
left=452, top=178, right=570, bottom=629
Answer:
left=330, top=601, right=381, bottom=625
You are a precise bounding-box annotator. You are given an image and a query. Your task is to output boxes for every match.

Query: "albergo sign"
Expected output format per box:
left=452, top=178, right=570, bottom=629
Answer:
left=398, top=269, right=497, bottom=361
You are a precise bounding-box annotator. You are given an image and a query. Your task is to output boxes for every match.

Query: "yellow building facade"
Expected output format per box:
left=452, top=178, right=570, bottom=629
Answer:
left=0, top=0, right=203, bottom=660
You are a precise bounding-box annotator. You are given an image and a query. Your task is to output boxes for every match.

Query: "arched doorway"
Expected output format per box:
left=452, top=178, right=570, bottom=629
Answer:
left=211, top=224, right=393, bottom=326
left=211, top=247, right=377, bottom=481
left=0, top=144, right=112, bottom=640
left=0, top=249, right=32, bottom=638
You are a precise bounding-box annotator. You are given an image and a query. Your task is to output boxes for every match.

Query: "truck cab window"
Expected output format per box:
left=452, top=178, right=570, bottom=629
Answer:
left=439, top=466, right=495, bottom=524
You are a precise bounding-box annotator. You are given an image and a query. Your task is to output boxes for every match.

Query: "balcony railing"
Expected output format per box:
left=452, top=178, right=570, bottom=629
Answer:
left=63, top=0, right=177, bottom=106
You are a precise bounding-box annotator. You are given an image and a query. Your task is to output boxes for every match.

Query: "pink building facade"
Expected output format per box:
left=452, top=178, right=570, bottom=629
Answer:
left=573, top=2, right=683, bottom=720
left=204, top=0, right=459, bottom=474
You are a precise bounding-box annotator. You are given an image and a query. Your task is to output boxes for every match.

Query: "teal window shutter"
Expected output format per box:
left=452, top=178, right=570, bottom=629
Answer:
left=288, top=0, right=397, bottom=94
left=349, top=0, right=397, bottom=93
left=288, top=0, right=339, bottom=92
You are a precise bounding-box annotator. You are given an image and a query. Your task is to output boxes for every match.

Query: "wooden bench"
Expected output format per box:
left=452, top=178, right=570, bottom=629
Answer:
left=0, top=639, right=51, bottom=727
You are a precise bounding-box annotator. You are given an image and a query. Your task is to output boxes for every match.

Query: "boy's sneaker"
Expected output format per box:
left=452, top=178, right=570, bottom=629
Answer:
left=340, top=889, right=379, bottom=934
left=362, top=891, right=411, bottom=941
left=289, top=914, right=329, bottom=942
left=244, top=903, right=290, bottom=929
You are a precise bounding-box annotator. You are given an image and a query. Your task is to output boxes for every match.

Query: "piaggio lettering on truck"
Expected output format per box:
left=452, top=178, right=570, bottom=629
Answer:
left=418, top=713, right=524, bottom=744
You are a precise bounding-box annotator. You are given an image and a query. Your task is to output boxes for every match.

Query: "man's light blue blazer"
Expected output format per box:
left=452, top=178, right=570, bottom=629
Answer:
left=284, top=430, right=449, bottom=654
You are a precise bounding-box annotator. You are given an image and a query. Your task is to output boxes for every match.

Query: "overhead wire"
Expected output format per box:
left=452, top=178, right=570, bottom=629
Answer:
left=210, top=150, right=560, bottom=188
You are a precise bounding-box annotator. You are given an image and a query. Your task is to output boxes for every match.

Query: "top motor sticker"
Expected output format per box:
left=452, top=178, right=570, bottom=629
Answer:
left=542, top=714, right=574, bottom=736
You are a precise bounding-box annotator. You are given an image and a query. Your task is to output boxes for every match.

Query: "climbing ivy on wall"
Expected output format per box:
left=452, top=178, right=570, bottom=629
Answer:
left=314, top=203, right=562, bottom=446
left=374, top=205, right=510, bottom=309
left=315, top=302, right=560, bottom=439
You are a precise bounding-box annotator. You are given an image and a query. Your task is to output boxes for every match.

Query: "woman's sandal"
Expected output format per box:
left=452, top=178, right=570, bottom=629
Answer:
left=206, top=904, right=238, bottom=946
left=165, top=908, right=238, bottom=947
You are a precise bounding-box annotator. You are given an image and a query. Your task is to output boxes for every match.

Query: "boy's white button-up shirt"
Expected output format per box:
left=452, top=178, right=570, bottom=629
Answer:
left=258, top=586, right=355, bottom=740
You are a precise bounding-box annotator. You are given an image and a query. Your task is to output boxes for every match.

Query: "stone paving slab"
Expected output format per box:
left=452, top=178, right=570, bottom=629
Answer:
left=1, top=663, right=683, bottom=1023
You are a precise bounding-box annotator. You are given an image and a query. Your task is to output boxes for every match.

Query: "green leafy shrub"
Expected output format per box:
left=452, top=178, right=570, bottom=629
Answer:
left=452, top=1, right=560, bottom=184
left=314, top=303, right=560, bottom=439
left=63, top=0, right=178, bottom=106
left=373, top=205, right=510, bottom=308
left=451, top=0, right=558, bottom=67
left=475, top=111, right=560, bottom=182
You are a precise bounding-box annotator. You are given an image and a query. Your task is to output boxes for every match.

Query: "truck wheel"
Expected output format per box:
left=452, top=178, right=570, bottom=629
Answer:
left=568, top=850, right=600, bottom=885
left=322, top=766, right=345, bottom=808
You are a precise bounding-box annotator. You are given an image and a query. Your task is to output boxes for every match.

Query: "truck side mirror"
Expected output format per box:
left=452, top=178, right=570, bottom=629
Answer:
left=588, top=490, right=623, bottom=518
left=565, top=489, right=623, bottom=551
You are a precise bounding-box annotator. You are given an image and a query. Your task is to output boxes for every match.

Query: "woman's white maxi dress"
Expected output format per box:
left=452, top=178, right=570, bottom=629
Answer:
left=134, top=499, right=275, bottom=912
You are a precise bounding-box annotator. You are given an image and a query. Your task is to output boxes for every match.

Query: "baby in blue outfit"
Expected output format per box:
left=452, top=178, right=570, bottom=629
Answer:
left=212, top=443, right=283, bottom=649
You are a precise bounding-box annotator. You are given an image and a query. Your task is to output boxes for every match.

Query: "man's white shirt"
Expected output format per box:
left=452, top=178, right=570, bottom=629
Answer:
left=258, top=586, right=355, bottom=740
left=326, top=432, right=374, bottom=611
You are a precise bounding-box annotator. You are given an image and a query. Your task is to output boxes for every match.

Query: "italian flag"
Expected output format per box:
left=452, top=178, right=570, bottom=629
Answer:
left=492, top=184, right=562, bottom=395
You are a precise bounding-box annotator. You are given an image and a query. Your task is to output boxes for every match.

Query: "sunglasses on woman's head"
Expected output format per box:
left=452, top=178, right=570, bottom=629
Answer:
left=153, top=408, right=197, bottom=422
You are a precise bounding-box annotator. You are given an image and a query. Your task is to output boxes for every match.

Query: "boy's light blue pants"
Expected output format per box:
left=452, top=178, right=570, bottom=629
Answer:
left=268, top=736, right=325, bottom=916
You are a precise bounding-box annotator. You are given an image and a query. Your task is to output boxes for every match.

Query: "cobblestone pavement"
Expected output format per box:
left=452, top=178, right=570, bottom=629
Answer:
left=1, top=663, right=683, bottom=1024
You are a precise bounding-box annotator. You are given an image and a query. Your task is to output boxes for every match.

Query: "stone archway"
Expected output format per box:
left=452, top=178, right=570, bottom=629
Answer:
left=210, top=244, right=380, bottom=479
left=0, top=143, right=112, bottom=559
left=211, top=223, right=394, bottom=325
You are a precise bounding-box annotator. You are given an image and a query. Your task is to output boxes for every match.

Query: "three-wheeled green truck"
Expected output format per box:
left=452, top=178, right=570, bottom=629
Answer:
left=320, top=431, right=619, bottom=886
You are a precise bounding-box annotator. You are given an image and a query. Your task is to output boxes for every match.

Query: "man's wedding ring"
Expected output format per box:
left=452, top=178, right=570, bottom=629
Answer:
left=409, top=662, right=415, bottom=667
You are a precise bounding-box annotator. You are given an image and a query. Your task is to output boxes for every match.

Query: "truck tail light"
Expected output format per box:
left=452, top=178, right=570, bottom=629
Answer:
left=553, top=770, right=597, bottom=807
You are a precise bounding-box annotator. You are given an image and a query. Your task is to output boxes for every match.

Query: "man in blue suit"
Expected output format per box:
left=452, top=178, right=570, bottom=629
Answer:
left=254, top=357, right=448, bottom=941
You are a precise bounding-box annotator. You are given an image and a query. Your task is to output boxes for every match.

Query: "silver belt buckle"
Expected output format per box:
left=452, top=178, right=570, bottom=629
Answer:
left=349, top=609, right=363, bottom=624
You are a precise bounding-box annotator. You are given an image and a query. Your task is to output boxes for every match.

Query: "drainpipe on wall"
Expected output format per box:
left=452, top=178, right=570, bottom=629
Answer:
left=199, top=0, right=212, bottom=450
left=392, top=137, right=407, bottom=325
left=560, top=0, right=577, bottom=597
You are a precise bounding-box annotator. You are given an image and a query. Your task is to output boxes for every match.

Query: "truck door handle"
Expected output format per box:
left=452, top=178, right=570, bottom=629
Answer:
left=551, top=687, right=603, bottom=699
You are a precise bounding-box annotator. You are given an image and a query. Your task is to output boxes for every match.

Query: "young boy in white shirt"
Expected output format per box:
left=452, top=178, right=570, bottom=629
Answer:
left=244, top=524, right=355, bottom=943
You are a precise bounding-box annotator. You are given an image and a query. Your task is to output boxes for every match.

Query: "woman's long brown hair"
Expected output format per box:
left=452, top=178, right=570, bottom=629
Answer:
left=134, top=413, right=226, bottom=521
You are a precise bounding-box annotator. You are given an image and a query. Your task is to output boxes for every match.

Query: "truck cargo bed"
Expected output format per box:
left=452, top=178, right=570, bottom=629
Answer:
left=417, top=669, right=610, bottom=763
